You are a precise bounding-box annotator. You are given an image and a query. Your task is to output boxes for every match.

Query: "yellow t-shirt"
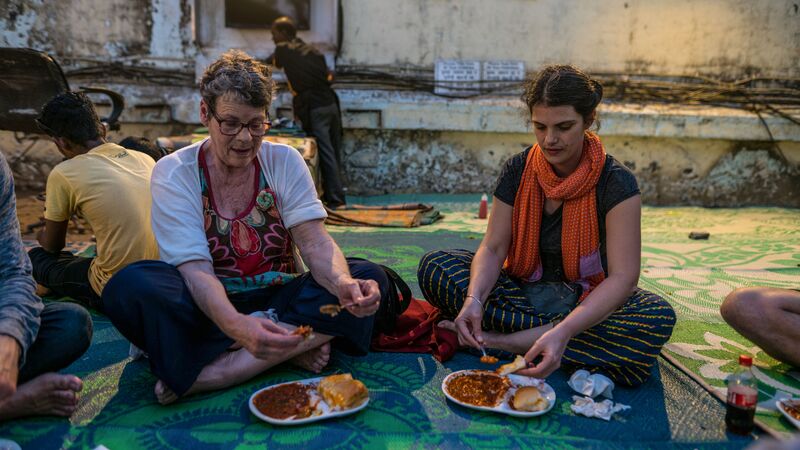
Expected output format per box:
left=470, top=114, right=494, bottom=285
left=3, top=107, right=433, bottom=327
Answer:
left=45, top=143, right=159, bottom=295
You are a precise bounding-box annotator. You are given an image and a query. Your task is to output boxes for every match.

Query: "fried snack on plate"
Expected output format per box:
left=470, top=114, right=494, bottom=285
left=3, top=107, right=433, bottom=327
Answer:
left=317, top=374, right=369, bottom=410
left=496, top=355, right=528, bottom=376
left=446, top=371, right=511, bottom=407
left=319, top=304, right=342, bottom=317
left=782, top=399, right=800, bottom=420
left=480, top=355, right=499, bottom=364
left=292, top=325, right=314, bottom=340
left=510, top=386, right=549, bottom=412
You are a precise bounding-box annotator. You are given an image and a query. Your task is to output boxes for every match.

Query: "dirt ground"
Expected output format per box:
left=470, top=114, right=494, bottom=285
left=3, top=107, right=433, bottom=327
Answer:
left=15, top=191, right=93, bottom=242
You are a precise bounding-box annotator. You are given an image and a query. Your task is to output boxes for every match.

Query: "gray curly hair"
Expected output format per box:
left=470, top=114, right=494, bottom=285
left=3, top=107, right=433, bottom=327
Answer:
left=200, top=49, right=275, bottom=110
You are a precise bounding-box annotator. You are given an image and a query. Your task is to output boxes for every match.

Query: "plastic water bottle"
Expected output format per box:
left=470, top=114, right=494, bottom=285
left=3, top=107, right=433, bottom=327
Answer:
left=478, top=193, right=488, bottom=219
left=725, top=354, right=757, bottom=435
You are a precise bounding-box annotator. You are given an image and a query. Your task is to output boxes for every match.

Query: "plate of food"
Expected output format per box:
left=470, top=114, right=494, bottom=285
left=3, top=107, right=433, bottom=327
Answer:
left=776, top=398, right=800, bottom=429
left=249, top=373, right=369, bottom=425
left=442, top=369, right=556, bottom=418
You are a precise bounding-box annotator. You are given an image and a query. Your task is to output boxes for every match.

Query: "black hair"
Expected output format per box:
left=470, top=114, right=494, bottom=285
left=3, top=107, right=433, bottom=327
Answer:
left=272, top=16, right=297, bottom=38
left=119, top=136, right=164, bottom=162
left=521, top=65, right=603, bottom=121
left=36, top=91, right=104, bottom=144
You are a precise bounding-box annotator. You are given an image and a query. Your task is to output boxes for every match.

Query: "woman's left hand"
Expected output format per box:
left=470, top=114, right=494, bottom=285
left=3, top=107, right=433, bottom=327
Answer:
left=515, top=325, right=571, bottom=379
left=337, top=277, right=381, bottom=318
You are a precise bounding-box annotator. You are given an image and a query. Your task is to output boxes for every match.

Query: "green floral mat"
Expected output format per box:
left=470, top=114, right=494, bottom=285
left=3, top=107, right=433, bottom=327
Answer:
left=6, top=198, right=796, bottom=447
left=636, top=208, right=800, bottom=437
left=0, top=314, right=752, bottom=449
left=343, top=197, right=800, bottom=436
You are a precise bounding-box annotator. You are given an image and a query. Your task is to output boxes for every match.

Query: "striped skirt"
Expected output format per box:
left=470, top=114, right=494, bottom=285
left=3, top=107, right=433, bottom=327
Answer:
left=418, top=249, right=676, bottom=387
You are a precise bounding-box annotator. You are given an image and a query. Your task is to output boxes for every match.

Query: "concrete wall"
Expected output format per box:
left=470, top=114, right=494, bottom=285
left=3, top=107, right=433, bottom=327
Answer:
left=342, top=129, right=800, bottom=207
left=339, top=0, right=800, bottom=78
left=0, top=0, right=193, bottom=61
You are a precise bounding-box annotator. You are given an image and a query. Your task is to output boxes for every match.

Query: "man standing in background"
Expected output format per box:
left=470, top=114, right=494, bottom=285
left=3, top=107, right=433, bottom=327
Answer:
left=269, top=16, right=347, bottom=208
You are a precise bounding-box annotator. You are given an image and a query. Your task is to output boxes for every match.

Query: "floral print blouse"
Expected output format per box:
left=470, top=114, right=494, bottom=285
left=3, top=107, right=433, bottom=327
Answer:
left=199, top=146, right=298, bottom=293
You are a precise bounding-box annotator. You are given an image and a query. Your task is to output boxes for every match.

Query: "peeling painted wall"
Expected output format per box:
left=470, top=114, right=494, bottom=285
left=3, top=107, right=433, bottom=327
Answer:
left=0, top=0, right=193, bottom=59
left=339, top=0, right=800, bottom=78
left=1, top=0, right=799, bottom=205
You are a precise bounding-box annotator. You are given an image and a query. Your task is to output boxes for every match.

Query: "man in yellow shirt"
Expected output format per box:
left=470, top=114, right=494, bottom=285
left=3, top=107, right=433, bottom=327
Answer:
left=29, top=92, right=159, bottom=312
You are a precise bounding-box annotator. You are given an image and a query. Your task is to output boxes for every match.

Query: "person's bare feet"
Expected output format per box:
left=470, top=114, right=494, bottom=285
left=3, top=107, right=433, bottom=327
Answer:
left=0, top=373, right=82, bottom=419
left=438, top=319, right=552, bottom=355
left=154, top=380, right=179, bottom=405
left=290, top=342, right=331, bottom=373
left=438, top=319, right=500, bottom=346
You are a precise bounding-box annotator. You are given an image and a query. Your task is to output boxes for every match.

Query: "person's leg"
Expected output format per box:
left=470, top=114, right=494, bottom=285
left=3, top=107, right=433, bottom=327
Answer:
left=418, top=249, right=676, bottom=383
left=103, top=260, right=336, bottom=404
left=721, top=287, right=800, bottom=367
left=0, top=302, right=91, bottom=419
left=103, top=260, right=242, bottom=399
left=272, top=258, right=389, bottom=356
left=329, top=104, right=345, bottom=187
left=561, top=289, right=677, bottom=387
left=17, top=303, right=93, bottom=382
left=417, top=249, right=554, bottom=354
left=28, top=247, right=101, bottom=310
left=309, top=104, right=346, bottom=207
left=160, top=328, right=334, bottom=404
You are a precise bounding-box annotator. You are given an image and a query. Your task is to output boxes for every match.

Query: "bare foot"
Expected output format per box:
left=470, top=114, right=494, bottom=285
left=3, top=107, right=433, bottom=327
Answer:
left=437, top=320, right=547, bottom=355
left=0, top=373, right=82, bottom=419
left=154, top=380, right=178, bottom=405
left=290, top=342, right=331, bottom=373
left=438, top=320, right=492, bottom=345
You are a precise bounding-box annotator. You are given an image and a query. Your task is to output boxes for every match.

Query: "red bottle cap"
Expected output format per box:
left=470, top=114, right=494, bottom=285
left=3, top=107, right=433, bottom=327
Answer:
left=738, top=355, right=753, bottom=367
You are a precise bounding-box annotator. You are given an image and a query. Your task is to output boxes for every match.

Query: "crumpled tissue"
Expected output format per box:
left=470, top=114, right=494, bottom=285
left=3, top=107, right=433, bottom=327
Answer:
left=568, top=369, right=615, bottom=399
left=570, top=395, right=631, bottom=421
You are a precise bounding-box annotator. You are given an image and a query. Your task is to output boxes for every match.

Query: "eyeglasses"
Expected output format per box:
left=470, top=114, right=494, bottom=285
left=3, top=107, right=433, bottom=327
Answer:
left=207, top=105, right=271, bottom=137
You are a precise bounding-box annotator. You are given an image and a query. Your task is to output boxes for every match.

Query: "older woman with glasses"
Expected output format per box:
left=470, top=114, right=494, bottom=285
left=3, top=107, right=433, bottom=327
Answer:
left=102, top=50, right=388, bottom=404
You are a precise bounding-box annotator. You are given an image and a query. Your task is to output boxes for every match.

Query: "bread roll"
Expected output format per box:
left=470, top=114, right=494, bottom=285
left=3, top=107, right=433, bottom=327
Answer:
left=511, top=386, right=548, bottom=412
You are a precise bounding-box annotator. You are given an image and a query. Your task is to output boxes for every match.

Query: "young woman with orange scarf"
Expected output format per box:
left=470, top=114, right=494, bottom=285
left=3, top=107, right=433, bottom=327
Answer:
left=418, top=65, right=676, bottom=386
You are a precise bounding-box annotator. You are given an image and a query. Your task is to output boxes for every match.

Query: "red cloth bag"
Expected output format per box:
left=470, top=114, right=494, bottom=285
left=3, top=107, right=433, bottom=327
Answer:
left=371, top=298, right=458, bottom=362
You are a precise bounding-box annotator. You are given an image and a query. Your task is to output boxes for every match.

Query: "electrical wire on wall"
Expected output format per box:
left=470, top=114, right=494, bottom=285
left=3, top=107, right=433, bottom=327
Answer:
left=331, top=65, right=800, bottom=160
left=53, top=58, right=800, bottom=157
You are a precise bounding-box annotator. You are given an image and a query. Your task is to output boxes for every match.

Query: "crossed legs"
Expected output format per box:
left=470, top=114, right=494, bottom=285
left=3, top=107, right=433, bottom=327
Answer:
left=154, top=325, right=333, bottom=405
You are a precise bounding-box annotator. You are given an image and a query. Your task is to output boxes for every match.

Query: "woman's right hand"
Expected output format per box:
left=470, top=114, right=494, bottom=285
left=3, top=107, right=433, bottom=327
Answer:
left=453, top=296, right=485, bottom=349
left=233, top=314, right=304, bottom=360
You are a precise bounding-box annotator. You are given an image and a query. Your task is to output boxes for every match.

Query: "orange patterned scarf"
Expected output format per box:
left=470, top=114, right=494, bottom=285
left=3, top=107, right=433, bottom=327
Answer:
left=505, top=132, right=607, bottom=300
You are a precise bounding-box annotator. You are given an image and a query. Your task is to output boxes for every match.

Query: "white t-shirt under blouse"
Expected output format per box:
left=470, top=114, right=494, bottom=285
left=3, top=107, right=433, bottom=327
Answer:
left=150, top=139, right=327, bottom=267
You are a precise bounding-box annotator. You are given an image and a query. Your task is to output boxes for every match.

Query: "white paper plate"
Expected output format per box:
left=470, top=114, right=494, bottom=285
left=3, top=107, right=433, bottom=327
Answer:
left=249, top=376, right=369, bottom=426
left=776, top=399, right=800, bottom=430
left=442, top=370, right=556, bottom=417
